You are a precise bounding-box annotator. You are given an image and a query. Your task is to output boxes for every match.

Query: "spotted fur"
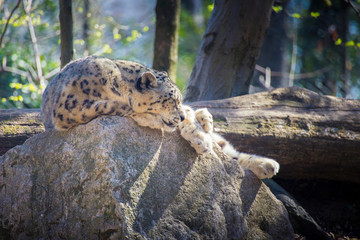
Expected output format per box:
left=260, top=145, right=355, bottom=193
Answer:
left=41, top=56, right=184, bottom=132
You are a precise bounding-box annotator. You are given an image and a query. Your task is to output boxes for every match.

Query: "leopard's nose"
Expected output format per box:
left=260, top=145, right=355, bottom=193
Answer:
left=180, top=114, right=185, bottom=122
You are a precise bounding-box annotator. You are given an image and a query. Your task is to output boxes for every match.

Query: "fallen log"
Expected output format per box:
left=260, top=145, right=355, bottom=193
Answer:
left=1, top=87, right=359, bottom=182
left=189, top=87, right=360, bottom=183
left=0, top=109, right=43, bottom=156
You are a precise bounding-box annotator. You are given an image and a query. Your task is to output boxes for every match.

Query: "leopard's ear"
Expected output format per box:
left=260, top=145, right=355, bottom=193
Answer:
left=136, top=72, right=158, bottom=92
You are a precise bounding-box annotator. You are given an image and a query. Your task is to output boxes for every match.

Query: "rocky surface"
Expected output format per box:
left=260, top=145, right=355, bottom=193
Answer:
left=0, top=116, right=294, bottom=239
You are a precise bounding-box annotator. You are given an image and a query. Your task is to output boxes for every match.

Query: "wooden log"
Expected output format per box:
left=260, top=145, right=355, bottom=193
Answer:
left=190, top=87, right=360, bottom=183
left=0, top=109, right=44, bottom=156
left=1, top=87, right=359, bottom=183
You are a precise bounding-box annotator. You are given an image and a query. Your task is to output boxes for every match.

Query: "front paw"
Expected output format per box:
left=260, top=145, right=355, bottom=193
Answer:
left=189, top=136, right=212, bottom=154
left=195, top=108, right=213, bottom=133
left=252, top=158, right=280, bottom=179
left=179, top=124, right=212, bottom=155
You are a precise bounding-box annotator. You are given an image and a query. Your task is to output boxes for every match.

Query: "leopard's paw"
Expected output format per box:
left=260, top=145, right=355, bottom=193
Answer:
left=195, top=108, right=213, bottom=133
left=250, top=157, right=280, bottom=179
left=188, top=135, right=212, bottom=154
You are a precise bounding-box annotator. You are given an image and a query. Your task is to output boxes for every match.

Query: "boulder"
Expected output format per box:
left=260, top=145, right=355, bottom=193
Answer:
left=0, top=116, right=294, bottom=239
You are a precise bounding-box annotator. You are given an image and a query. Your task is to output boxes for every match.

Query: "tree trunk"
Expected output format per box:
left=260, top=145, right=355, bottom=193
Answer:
left=59, top=0, right=74, bottom=68
left=152, top=0, right=181, bottom=81
left=1, top=88, right=359, bottom=183
left=82, top=0, right=91, bottom=56
left=184, top=0, right=274, bottom=102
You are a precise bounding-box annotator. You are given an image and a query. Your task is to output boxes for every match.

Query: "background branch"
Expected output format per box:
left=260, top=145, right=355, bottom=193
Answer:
left=0, top=0, right=21, bottom=47
left=23, top=0, right=46, bottom=91
left=0, top=57, right=33, bottom=84
left=344, top=0, right=360, bottom=18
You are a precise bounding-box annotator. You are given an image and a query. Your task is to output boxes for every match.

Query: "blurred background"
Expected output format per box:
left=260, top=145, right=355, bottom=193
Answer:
left=0, top=0, right=359, bottom=109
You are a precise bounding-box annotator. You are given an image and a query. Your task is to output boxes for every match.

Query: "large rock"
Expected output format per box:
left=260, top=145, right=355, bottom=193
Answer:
left=0, top=116, right=294, bottom=239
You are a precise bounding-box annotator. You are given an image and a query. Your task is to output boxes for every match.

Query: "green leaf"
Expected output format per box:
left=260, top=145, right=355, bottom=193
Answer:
left=95, top=31, right=102, bottom=38
left=9, top=95, right=23, bottom=102
left=310, top=12, right=320, bottom=18
left=75, top=39, right=85, bottom=45
left=103, top=44, right=112, bottom=54
left=28, top=84, right=37, bottom=92
left=207, top=3, right=214, bottom=12
left=131, top=30, right=141, bottom=39
left=10, top=82, right=23, bottom=89
left=335, top=38, right=342, bottom=45
left=272, top=6, right=283, bottom=13
left=142, top=26, right=149, bottom=32
left=345, top=40, right=355, bottom=47
left=291, top=13, right=301, bottom=19
left=126, top=36, right=132, bottom=42
left=113, top=33, right=121, bottom=40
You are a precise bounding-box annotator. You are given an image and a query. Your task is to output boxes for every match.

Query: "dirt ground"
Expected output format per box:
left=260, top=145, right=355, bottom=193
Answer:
left=275, top=179, right=360, bottom=240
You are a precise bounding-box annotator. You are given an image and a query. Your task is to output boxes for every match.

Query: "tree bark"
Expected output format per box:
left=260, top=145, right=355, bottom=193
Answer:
left=184, top=0, right=275, bottom=102
left=82, top=0, right=91, bottom=56
left=152, top=0, right=181, bottom=81
left=59, top=0, right=74, bottom=68
left=1, top=88, right=359, bottom=183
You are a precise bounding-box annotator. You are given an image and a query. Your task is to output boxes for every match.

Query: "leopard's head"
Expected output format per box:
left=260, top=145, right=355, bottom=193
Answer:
left=129, top=70, right=185, bottom=131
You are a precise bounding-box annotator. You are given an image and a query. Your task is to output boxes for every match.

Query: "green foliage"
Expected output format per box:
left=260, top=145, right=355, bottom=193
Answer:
left=2, top=0, right=358, bottom=110
left=0, top=0, right=156, bottom=109
left=70, top=1, right=156, bottom=65
left=0, top=0, right=60, bottom=109
left=1, top=82, right=42, bottom=108
left=176, top=0, right=212, bottom=93
left=296, top=0, right=360, bottom=98
left=125, top=30, right=142, bottom=43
